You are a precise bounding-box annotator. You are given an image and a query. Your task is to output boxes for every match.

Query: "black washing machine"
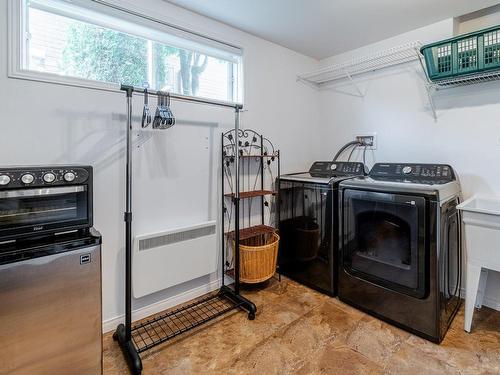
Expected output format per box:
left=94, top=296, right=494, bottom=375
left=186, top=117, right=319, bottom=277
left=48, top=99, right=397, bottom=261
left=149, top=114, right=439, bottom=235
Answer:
left=278, top=161, right=365, bottom=296
left=338, top=163, right=462, bottom=343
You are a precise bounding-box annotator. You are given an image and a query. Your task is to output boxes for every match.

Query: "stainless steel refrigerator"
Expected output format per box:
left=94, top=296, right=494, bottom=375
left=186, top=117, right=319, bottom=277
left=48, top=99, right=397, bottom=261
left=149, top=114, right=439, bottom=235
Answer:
left=0, top=229, right=102, bottom=375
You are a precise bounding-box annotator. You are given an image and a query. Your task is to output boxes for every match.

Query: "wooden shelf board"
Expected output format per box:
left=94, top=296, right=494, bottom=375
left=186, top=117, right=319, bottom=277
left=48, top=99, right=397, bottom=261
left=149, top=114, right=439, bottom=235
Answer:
left=224, top=190, right=276, bottom=199
left=224, top=154, right=276, bottom=158
left=226, top=225, right=275, bottom=240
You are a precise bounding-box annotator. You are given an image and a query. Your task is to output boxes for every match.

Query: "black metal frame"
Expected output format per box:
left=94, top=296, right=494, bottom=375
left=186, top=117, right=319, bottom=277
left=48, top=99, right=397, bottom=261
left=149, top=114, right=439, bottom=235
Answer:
left=113, top=85, right=256, bottom=375
left=221, top=129, right=280, bottom=286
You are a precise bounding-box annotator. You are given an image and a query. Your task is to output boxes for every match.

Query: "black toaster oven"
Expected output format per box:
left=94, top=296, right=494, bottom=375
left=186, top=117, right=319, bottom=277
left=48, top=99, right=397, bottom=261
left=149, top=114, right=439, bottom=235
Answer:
left=0, top=166, right=93, bottom=241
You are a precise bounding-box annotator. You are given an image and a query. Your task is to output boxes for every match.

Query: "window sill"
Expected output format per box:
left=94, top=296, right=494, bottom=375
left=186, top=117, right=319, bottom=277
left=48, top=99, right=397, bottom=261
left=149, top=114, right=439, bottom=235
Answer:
left=8, top=69, right=243, bottom=108
left=8, top=68, right=124, bottom=94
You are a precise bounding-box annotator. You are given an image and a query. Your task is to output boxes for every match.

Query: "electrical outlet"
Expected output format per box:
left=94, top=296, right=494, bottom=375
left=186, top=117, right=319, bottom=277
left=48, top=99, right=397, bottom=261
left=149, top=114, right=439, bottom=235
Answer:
left=356, top=135, right=374, bottom=146
left=354, top=133, right=377, bottom=149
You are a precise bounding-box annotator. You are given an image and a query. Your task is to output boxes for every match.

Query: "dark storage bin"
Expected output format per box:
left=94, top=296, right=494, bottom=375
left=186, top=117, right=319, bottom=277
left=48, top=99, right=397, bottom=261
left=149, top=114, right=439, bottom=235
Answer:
left=421, top=26, right=500, bottom=81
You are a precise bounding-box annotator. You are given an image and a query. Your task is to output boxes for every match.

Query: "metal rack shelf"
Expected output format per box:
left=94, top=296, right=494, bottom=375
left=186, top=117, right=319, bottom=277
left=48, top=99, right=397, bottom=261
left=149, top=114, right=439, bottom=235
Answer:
left=222, top=128, right=280, bottom=248
left=297, top=41, right=423, bottom=90
left=221, top=128, right=280, bottom=284
left=131, top=289, right=242, bottom=353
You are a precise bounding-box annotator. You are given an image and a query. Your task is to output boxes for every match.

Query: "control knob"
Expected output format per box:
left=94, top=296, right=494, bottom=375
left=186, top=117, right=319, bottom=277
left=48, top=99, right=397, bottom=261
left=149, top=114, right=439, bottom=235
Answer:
left=21, top=174, right=35, bottom=184
left=330, top=164, right=338, bottom=170
left=402, top=166, right=413, bottom=175
left=64, top=172, right=76, bottom=182
left=0, top=175, right=11, bottom=186
left=43, top=172, right=56, bottom=183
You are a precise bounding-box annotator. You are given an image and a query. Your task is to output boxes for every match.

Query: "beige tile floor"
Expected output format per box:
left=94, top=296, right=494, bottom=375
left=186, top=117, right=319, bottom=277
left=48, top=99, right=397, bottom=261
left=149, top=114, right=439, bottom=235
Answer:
left=103, top=278, right=500, bottom=374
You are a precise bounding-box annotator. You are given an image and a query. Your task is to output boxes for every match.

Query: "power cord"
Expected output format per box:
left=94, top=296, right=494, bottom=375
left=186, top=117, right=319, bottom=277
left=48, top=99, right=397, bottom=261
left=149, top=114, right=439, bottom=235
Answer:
left=347, top=144, right=359, bottom=161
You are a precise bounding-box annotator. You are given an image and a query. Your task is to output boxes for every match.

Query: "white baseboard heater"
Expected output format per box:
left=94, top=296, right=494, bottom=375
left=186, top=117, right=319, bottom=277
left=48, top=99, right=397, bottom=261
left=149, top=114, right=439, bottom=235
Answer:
left=133, top=220, right=218, bottom=298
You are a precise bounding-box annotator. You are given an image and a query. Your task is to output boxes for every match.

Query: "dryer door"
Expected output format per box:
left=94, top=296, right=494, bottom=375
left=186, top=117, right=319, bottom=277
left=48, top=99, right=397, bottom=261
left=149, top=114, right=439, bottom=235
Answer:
left=342, top=189, right=427, bottom=298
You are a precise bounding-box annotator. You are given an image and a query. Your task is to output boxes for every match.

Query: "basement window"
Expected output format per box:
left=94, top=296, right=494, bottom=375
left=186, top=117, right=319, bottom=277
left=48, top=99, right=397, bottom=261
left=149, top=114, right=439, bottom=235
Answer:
left=9, top=0, right=243, bottom=103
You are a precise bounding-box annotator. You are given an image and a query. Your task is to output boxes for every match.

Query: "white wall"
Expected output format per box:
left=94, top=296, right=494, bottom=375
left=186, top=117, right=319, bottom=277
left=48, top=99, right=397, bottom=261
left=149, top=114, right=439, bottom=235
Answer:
left=456, top=3, right=500, bottom=35
left=0, top=0, right=321, bottom=328
left=317, top=19, right=500, bottom=309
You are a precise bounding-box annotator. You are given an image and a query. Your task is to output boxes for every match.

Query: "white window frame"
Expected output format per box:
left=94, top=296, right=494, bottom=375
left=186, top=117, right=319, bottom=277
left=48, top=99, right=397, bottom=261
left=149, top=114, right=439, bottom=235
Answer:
left=7, top=0, right=244, bottom=104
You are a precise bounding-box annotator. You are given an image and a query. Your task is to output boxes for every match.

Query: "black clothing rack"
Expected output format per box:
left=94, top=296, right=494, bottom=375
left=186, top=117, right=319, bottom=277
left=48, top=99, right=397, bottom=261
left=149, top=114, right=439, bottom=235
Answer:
left=113, top=85, right=256, bottom=375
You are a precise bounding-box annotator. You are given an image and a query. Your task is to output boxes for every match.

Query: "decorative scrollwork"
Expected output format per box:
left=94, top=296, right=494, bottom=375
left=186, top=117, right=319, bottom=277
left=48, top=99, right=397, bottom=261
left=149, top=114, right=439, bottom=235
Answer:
left=222, top=129, right=277, bottom=159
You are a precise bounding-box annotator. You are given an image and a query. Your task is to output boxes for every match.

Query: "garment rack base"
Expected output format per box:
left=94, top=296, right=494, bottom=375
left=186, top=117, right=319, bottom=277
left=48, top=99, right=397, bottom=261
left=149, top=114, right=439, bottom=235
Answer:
left=113, top=286, right=256, bottom=375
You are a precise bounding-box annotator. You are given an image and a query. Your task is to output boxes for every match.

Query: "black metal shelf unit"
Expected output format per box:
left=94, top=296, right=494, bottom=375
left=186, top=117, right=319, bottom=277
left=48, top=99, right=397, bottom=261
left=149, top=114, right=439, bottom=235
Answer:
left=114, top=85, right=256, bottom=375
left=222, top=129, right=280, bottom=281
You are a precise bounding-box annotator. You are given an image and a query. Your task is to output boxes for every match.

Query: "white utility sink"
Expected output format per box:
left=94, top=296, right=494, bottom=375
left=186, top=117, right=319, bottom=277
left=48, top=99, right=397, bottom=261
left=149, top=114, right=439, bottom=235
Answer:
left=458, top=196, right=500, bottom=218
left=457, top=196, right=500, bottom=333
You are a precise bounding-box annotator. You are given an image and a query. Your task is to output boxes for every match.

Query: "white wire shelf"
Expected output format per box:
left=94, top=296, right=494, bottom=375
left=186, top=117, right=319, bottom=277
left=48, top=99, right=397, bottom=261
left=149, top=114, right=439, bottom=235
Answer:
left=297, top=41, right=423, bottom=87
left=429, top=69, right=500, bottom=89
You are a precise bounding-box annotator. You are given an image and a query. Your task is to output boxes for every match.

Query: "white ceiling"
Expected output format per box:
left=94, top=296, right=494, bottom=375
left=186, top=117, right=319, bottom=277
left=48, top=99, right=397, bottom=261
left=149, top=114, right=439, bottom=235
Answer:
left=165, top=0, right=500, bottom=59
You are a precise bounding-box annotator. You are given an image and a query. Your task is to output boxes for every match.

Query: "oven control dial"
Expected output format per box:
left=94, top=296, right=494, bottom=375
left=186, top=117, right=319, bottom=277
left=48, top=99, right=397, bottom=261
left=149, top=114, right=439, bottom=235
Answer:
left=402, top=166, right=413, bottom=175
left=0, top=175, right=11, bottom=186
left=64, top=172, right=76, bottom=182
left=43, top=172, right=56, bottom=183
left=21, top=173, right=35, bottom=184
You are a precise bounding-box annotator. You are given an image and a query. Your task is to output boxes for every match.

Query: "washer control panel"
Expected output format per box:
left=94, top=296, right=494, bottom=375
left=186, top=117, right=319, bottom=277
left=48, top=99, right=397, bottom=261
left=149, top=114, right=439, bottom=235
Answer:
left=0, top=166, right=91, bottom=189
left=309, top=161, right=365, bottom=176
left=369, top=163, right=455, bottom=183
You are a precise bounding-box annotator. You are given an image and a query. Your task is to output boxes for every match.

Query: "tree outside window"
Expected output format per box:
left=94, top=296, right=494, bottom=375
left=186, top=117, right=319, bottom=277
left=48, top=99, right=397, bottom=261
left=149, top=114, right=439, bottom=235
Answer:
left=62, top=23, right=209, bottom=95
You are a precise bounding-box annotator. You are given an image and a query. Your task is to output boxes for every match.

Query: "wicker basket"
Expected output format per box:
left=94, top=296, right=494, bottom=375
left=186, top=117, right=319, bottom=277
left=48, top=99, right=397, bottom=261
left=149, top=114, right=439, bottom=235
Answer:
left=234, top=232, right=280, bottom=284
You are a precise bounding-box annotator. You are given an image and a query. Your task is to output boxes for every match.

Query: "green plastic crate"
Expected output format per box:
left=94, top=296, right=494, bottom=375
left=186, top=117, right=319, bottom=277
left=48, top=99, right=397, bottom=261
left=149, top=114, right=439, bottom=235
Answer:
left=421, top=25, right=500, bottom=82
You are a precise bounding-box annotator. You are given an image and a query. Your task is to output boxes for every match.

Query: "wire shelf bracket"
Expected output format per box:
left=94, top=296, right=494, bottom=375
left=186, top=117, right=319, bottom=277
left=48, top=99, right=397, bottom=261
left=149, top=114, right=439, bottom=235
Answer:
left=417, top=49, right=500, bottom=120
left=425, top=69, right=500, bottom=120
left=296, top=41, right=443, bottom=120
